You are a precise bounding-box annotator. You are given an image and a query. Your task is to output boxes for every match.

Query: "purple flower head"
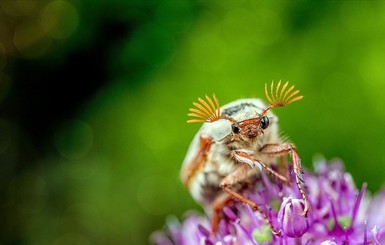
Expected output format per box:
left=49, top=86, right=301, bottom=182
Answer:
left=152, top=158, right=385, bottom=244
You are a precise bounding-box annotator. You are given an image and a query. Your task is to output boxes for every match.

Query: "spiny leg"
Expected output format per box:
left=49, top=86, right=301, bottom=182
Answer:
left=260, top=143, right=310, bottom=216
left=220, top=164, right=281, bottom=236
left=290, top=148, right=310, bottom=216
left=231, top=150, right=290, bottom=185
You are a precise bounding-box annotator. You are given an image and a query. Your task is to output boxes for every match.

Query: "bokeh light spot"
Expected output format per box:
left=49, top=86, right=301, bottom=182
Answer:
left=13, top=19, right=52, bottom=57
left=54, top=119, right=93, bottom=160
left=137, top=175, right=177, bottom=215
left=40, top=0, right=79, bottom=39
left=359, top=42, right=385, bottom=86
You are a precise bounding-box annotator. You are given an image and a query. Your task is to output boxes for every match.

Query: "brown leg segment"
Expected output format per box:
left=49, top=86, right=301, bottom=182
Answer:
left=211, top=193, right=232, bottom=233
left=210, top=165, right=250, bottom=233
left=260, top=143, right=310, bottom=216
left=221, top=186, right=280, bottom=235
left=180, top=136, right=212, bottom=187
left=231, top=150, right=290, bottom=185
left=219, top=164, right=281, bottom=236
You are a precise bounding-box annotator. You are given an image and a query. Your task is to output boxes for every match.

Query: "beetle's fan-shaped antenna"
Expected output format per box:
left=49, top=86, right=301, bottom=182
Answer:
left=265, top=80, right=303, bottom=108
left=187, top=95, right=221, bottom=123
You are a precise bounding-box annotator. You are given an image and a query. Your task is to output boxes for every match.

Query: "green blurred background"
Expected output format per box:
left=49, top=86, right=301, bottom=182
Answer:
left=1, top=0, right=385, bottom=244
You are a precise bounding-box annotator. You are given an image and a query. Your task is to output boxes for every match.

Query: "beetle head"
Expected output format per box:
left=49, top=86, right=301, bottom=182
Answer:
left=187, top=81, right=303, bottom=141
left=229, top=116, right=269, bottom=141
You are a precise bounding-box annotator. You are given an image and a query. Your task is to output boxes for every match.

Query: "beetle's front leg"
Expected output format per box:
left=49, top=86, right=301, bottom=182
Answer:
left=220, top=165, right=281, bottom=235
left=231, top=150, right=290, bottom=185
left=260, top=143, right=310, bottom=217
left=181, top=136, right=213, bottom=187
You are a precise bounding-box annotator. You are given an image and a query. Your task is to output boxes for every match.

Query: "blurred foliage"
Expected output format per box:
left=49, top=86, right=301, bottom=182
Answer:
left=1, top=0, right=385, bottom=244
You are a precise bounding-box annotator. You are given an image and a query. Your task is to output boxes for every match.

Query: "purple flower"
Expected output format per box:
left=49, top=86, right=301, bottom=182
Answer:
left=151, top=158, right=385, bottom=244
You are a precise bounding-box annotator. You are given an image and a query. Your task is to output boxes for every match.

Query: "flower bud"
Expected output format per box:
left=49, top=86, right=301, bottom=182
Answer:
left=278, top=197, right=309, bottom=237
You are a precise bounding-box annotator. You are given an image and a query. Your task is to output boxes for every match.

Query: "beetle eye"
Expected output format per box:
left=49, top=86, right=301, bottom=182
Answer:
left=231, top=123, right=240, bottom=134
left=260, top=116, right=269, bottom=129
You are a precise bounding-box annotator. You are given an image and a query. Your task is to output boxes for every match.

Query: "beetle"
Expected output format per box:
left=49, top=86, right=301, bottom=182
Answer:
left=180, top=81, right=309, bottom=235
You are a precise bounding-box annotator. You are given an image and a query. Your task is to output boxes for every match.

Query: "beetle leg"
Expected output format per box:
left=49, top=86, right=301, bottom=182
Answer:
left=180, top=136, right=213, bottom=187
left=211, top=193, right=232, bottom=233
left=259, top=143, right=310, bottom=217
left=210, top=165, right=250, bottom=233
left=231, top=150, right=290, bottom=185
left=220, top=165, right=281, bottom=236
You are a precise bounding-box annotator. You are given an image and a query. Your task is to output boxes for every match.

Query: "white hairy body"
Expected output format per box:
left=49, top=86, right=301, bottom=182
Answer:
left=181, top=99, right=283, bottom=210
